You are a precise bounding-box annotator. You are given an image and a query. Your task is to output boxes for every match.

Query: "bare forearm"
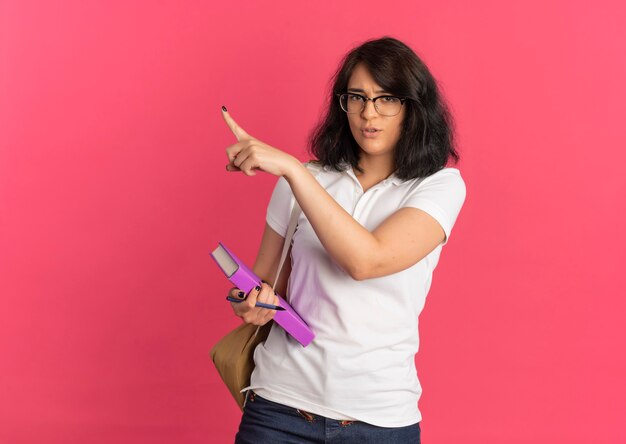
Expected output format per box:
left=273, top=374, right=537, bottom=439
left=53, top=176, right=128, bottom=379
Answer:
left=283, top=160, right=377, bottom=279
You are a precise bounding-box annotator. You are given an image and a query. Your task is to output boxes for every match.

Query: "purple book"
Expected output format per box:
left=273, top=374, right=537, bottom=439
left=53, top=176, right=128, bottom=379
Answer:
left=210, top=241, right=314, bottom=347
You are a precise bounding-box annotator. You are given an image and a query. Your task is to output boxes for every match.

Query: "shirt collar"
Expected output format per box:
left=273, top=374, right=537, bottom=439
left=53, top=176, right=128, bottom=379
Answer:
left=387, top=171, right=403, bottom=186
left=336, top=163, right=403, bottom=187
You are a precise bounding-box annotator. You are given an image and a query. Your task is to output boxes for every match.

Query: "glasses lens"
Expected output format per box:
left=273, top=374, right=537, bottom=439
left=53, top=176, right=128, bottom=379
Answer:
left=340, top=94, right=365, bottom=113
left=375, top=97, right=402, bottom=116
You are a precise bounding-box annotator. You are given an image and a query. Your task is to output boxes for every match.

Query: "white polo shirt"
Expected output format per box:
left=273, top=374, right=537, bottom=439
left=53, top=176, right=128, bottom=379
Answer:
left=248, top=162, right=466, bottom=427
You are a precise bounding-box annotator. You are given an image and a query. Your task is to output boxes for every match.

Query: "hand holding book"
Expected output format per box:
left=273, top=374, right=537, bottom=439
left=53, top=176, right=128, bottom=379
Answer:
left=211, top=241, right=315, bottom=346
left=227, top=284, right=284, bottom=326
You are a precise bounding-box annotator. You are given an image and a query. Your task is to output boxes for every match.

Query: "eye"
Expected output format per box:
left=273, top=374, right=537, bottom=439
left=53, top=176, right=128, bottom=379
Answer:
left=348, top=94, right=364, bottom=102
left=381, top=96, right=400, bottom=103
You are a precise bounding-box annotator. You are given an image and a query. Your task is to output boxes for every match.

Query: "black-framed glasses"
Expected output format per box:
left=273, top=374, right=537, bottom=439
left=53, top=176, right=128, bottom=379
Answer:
left=336, top=93, right=409, bottom=117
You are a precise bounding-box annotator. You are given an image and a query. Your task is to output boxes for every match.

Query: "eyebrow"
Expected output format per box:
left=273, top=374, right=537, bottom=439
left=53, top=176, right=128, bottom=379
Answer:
left=347, top=88, right=388, bottom=94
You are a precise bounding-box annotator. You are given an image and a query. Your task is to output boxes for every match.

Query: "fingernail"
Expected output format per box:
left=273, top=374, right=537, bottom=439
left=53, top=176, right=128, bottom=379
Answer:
left=237, top=291, right=245, bottom=298
left=221, top=105, right=227, bottom=112
left=255, top=286, right=261, bottom=291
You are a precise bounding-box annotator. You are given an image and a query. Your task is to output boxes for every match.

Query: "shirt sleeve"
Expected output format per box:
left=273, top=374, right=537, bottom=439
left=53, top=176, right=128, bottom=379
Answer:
left=265, top=176, right=295, bottom=238
left=400, top=168, right=467, bottom=246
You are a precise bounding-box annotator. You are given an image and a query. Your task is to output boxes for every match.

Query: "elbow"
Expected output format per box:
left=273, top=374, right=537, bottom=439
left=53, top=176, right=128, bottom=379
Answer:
left=338, top=234, right=379, bottom=280
left=348, top=259, right=370, bottom=281
left=346, top=240, right=378, bottom=281
left=351, top=270, right=367, bottom=281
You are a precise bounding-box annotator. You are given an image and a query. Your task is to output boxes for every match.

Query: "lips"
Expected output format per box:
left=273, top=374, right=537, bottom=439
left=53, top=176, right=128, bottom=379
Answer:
left=361, top=127, right=382, bottom=138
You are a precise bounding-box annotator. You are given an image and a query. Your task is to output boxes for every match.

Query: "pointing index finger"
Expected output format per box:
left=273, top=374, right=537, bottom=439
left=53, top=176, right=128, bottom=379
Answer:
left=221, top=106, right=252, bottom=141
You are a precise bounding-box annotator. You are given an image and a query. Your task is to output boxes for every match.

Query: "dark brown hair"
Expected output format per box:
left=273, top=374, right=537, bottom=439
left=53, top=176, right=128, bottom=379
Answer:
left=307, top=36, right=459, bottom=180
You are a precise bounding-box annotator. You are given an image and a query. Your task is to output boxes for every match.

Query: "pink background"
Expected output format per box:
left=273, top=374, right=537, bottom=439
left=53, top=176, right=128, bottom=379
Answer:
left=1, top=1, right=625, bottom=443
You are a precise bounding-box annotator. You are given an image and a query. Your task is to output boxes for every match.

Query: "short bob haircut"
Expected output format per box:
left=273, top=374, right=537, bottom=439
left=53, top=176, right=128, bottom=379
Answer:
left=308, top=36, right=459, bottom=180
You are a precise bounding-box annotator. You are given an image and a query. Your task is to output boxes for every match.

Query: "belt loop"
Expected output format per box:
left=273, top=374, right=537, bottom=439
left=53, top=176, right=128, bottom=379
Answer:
left=297, top=409, right=315, bottom=422
left=242, top=390, right=256, bottom=409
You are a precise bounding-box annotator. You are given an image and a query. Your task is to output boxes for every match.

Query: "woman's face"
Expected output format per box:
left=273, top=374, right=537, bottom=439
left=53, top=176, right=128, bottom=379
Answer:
left=345, top=63, right=405, bottom=161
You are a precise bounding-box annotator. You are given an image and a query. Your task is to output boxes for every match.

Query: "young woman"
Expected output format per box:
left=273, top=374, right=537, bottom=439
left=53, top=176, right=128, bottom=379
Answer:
left=222, top=36, right=466, bottom=443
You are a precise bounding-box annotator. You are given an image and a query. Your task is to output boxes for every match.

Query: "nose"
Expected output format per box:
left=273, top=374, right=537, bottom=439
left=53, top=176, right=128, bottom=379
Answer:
left=361, top=98, right=378, bottom=118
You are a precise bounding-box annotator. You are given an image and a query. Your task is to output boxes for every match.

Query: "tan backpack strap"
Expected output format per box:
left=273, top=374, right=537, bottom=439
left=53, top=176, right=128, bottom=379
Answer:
left=270, top=161, right=323, bottom=299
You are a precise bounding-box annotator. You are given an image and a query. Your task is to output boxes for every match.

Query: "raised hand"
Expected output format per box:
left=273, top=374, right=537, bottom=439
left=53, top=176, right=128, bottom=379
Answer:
left=221, top=106, right=298, bottom=178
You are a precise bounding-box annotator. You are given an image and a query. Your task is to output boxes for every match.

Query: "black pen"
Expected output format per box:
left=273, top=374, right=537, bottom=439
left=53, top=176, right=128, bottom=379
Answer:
left=226, top=295, right=285, bottom=311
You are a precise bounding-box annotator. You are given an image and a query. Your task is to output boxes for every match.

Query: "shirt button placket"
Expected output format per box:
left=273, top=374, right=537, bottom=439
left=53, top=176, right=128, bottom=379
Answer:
left=353, top=187, right=378, bottom=220
left=352, top=187, right=363, bottom=216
